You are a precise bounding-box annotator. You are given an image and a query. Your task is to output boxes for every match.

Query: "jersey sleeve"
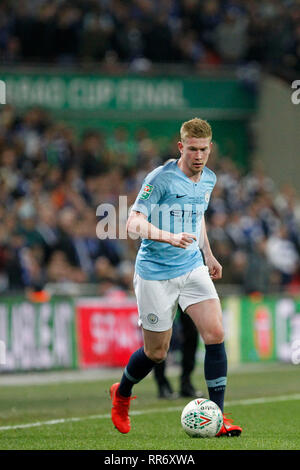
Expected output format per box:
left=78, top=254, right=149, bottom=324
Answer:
left=131, top=173, right=166, bottom=218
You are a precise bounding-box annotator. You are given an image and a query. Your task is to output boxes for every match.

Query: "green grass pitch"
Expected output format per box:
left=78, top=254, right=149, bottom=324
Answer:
left=0, top=363, right=299, bottom=450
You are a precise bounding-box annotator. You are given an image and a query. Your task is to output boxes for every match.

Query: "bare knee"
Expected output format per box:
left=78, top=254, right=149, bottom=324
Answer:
left=142, top=327, right=172, bottom=363
left=144, top=347, right=168, bottom=363
left=202, top=325, right=224, bottom=345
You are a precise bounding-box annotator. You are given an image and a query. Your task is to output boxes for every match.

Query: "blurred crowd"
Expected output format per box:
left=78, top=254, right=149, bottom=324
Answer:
left=0, top=104, right=300, bottom=297
left=0, top=0, right=299, bottom=72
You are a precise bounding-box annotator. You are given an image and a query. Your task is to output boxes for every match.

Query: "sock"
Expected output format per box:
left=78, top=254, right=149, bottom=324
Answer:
left=118, top=347, right=156, bottom=397
left=204, top=342, right=227, bottom=412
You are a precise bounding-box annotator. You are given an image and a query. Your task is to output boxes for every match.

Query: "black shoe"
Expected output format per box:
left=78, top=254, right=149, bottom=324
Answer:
left=180, top=382, right=204, bottom=398
left=158, top=382, right=177, bottom=400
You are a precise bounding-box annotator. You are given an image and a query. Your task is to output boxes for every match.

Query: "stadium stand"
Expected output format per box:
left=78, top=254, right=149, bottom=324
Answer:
left=0, top=0, right=299, bottom=297
left=0, top=0, right=299, bottom=73
left=0, top=103, right=299, bottom=296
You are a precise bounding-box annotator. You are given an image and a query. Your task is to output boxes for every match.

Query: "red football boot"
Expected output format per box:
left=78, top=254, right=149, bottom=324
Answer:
left=216, top=413, right=242, bottom=437
left=110, top=382, right=136, bottom=434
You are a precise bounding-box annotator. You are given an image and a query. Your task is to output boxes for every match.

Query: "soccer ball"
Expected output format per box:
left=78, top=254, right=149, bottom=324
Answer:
left=181, top=398, right=223, bottom=438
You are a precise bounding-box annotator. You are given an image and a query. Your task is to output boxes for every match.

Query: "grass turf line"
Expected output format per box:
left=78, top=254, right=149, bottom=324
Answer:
left=0, top=364, right=299, bottom=450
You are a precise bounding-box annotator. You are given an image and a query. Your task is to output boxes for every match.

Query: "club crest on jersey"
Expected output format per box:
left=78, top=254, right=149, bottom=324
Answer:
left=140, top=184, right=154, bottom=200
left=205, top=191, right=210, bottom=203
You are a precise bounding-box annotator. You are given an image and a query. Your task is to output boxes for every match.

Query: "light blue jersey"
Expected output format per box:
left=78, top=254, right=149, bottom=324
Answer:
left=132, top=160, right=217, bottom=280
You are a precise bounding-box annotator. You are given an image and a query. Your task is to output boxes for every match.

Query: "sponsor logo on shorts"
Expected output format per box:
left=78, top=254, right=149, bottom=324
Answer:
left=147, top=313, right=159, bottom=324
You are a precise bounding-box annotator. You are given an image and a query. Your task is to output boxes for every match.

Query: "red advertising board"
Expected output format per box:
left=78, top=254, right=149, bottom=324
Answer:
left=76, top=298, right=143, bottom=367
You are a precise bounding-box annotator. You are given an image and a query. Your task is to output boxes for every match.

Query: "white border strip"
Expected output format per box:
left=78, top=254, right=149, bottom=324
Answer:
left=0, top=393, right=300, bottom=432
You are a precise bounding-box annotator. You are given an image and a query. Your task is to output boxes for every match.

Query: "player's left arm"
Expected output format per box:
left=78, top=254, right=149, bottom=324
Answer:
left=201, top=216, right=222, bottom=280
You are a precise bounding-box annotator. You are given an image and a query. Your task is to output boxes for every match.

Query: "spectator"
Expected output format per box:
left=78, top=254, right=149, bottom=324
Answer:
left=0, top=0, right=297, bottom=73
left=265, top=225, right=300, bottom=286
left=53, top=4, right=82, bottom=65
left=79, top=130, right=108, bottom=180
left=243, top=239, right=274, bottom=294
left=0, top=103, right=300, bottom=296
left=213, top=8, right=249, bottom=63
left=47, top=249, right=87, bottom=283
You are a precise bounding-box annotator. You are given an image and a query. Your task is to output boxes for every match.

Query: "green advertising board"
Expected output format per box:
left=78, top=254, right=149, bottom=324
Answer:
left=240, top=297, right=277, bottom=362
left=1, top=294, right=297, bottom=372
left=0, top=70, right=256, bottom=115
left=222, top=296, right=300, bottom=365
left=0, top=69, right=257, bottom=167
left=275, top=297, right=300, bottom=364
left=0, top=297, right=77, bottom=371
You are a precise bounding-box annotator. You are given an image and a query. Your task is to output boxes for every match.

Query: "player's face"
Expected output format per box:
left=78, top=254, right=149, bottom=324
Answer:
left=178, top=137, right=212, bottom=176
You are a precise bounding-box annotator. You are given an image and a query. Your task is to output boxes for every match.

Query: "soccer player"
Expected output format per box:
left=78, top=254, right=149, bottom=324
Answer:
left=110, top=118, right=242, bottom=437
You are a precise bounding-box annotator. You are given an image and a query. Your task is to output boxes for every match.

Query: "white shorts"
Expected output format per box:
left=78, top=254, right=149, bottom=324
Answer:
left=133, top=265, right=219, bottom=332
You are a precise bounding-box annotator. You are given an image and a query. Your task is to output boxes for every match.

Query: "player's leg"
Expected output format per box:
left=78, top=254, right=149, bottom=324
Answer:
left=110, top=328, right=172, bottom=433
left=149, top=328, right=176, bottom=398
left=185, top=299, right=242, bottom=436
left=110, top=273, right=178, bottom=433
left=143, top=327, right=173, bottom=362
left=185, top=299, right=226, bottom=410
left=118, top=327, right=173, bottom=396
left=178, top=266, right=225, bottom=409
left=186, top=299, right=242, bottom=436
left=179, top=266, right=242, bottom=436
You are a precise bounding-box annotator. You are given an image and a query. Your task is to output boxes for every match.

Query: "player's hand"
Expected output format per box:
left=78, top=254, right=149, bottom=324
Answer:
left=205, top=254, right=222, bottom=280
left=169, top=232, right=197, bottom=249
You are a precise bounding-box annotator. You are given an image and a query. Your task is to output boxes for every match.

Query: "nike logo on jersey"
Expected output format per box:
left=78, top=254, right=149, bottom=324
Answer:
left=176, top=194, right=186, bottom=198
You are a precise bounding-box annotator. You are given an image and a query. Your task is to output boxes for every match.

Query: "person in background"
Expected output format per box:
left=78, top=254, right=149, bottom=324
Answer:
left=153, top=305, right=204, bottom=399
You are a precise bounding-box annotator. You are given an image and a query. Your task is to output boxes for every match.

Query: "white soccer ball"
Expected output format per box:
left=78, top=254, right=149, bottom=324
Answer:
left=181, top=398, right=223, bottom=438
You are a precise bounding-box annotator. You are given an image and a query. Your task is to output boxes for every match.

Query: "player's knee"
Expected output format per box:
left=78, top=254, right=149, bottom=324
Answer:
left=145, top=348, right=168, bottom=364
left=203, top=326, right=224, bottom=345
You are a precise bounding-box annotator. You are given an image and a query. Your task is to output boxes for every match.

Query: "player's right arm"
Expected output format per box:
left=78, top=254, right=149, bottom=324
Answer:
left=126, top=211, right=196, bottom=249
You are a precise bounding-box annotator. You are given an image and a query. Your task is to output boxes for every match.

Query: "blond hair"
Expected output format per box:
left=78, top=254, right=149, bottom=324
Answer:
left=180, top=118, right=212, bottom=142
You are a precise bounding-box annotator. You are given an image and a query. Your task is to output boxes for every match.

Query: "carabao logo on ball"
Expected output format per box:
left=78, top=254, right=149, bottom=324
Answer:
left=181, top=398, right=223, bottom=438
